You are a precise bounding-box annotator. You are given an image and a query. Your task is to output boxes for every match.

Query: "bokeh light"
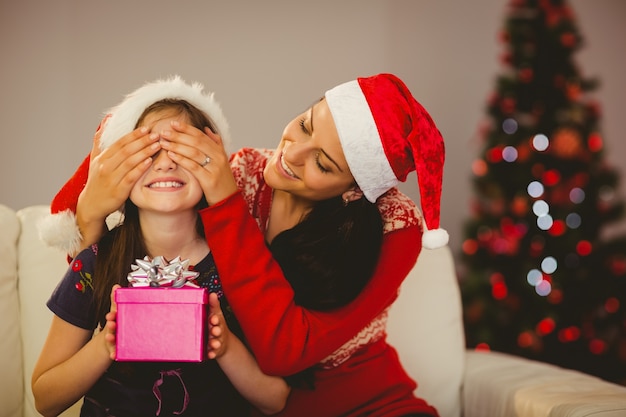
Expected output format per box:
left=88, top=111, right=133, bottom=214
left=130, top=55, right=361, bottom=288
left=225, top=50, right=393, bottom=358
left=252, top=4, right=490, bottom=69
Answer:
left=558, top=326, right=581, bottom=343
left=527, top=269, right=543, bottom=286
left=565, top=213, right=581, bottom=229
left=533, top=200, right=550, bottom=216
left=535, top=280, right=552, bottom=296
left=502, top=146, right=518, bottom=162
left=532, top=133, right=549, bottom=151
left=570, top=187, right=585, bottom=204
left=502, top=118, right=518, bottom=134
left=527, top=181, right=544, bottom=198
left=576, top=240, right=592, bottom=256
left=541, top=256, right=558, bottom=274
left=537, top=215, right=554, bottom=230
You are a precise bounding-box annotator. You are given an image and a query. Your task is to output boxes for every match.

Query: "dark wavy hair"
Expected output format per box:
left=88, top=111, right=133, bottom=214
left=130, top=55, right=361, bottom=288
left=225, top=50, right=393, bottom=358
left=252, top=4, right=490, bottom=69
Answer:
left=270, top=194, right=383, bottom=310
left=270, top=192, right=383, bottom=388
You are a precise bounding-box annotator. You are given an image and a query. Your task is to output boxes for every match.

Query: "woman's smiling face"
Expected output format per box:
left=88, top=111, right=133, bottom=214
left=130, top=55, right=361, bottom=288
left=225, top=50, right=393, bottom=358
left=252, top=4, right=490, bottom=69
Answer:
left=263, top=99, right=357, bottom=203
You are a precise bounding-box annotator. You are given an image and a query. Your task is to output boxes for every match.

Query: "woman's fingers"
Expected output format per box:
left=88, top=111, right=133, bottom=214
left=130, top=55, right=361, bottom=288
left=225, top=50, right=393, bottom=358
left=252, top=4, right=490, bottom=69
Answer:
left=84, top=127, right=160, bottom=207
left=157, top=120, right=238, bottom=204
left=90, top=114, right=111, bottom=161
left=159, top=121, right=214, bottom=164
left=97, top=127, right=160, bottom=175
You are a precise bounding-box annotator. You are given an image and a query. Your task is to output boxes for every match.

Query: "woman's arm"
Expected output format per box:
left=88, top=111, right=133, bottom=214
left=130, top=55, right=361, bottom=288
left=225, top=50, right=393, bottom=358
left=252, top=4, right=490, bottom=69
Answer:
left=157, top=124, right=423, bottom=374
left=200, top=194, right=421, bottom=375
left=207, top=293, right=289, bottom=415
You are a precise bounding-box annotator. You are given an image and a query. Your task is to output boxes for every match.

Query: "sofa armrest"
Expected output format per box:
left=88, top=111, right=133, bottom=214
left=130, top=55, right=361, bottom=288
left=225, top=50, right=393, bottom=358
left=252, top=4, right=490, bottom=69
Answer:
left=17, top=205, right=82, bottom=417
left=463, top=350, right=626, bottom=417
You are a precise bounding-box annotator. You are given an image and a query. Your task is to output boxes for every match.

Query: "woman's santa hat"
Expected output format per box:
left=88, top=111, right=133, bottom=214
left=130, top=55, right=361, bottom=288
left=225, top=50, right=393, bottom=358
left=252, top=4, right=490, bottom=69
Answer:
left=39, top=75, right=230, bottom=254
left=325, top=73, right=448, bottom=249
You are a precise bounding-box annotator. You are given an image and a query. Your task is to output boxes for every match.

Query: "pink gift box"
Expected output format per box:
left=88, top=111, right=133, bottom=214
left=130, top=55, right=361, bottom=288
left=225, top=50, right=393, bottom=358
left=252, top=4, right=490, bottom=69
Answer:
left=115, top=287, right=208, bottom=362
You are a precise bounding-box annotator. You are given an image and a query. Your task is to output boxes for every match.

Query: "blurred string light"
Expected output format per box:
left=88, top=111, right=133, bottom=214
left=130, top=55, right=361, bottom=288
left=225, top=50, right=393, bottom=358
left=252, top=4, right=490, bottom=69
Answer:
left=532, top=133, right=549, bottom=151
left=541, top=256, right=558, bottom=274
left=502, top=118, right=518, bottom=134
left=566, top=213, right=581, bottom=228
left=527, top=181, right=544, bottom=198
left=527, top=269, right=542, bottom=286
left=533, top=200, right=553, bottom=230
left=570, top=187, right=585, bottom=203
left=502, top=146, right=518, bottom=162
left=522, top=147, right=588, bottom=299
left=498, top=118, right=521, bottom=162
left=486, top=130, right=597, bottom=301
left=525, top=256, right=558, bottom=297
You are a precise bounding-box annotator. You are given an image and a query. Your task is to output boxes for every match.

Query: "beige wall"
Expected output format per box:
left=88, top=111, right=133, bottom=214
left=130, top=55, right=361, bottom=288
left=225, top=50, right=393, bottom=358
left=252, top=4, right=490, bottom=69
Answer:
left=1, top=0, right=624, bottom=257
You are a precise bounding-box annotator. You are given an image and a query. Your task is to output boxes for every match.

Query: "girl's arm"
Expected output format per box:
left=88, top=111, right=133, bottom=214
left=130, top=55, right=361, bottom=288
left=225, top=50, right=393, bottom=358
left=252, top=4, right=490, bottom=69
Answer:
left=31, top=317, right=115, bottom=416
left=32, top=286, right=117, bottom=417
left=200, top=194, right=421, bottom=375
left=207, top=293, right=289, bottom=415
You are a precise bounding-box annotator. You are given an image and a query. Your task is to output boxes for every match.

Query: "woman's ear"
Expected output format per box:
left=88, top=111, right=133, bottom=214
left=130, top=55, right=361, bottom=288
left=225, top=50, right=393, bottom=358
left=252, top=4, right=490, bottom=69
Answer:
left=342, top=187, right=363, bottom=203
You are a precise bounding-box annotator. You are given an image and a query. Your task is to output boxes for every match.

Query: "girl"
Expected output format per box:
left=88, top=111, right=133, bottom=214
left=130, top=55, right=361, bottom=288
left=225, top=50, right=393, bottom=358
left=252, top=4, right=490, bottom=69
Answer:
left=43, top=73, right=446, bottom=416
left=32, top=78, right=289, bottom=417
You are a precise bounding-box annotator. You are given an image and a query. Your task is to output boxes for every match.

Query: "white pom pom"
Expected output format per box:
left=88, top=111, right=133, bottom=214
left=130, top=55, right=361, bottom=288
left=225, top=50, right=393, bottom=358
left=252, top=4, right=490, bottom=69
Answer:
left=422, top=228, right=449, bottom=249
left=38, top=210, right=82, bottom=255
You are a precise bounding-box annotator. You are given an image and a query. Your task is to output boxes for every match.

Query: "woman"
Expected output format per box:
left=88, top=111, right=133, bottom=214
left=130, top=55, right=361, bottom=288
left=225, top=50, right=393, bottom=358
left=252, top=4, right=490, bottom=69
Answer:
left=33, top=77, right=289, bottom=416
left=42, top=73, right=447, bottom=417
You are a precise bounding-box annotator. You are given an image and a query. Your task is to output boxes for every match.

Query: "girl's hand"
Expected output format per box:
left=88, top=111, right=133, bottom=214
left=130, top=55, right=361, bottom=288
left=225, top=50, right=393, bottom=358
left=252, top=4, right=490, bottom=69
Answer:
left=158, top=120, right=238, bottom=205
left=103, top=284, right=120, bottom=360
left=207, top=292, right=231, bottom=359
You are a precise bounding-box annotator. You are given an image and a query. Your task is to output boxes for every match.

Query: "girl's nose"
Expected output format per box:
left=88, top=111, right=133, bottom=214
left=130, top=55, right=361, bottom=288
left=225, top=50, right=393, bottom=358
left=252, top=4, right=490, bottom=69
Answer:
left=152, top=149, right=176, bottom=171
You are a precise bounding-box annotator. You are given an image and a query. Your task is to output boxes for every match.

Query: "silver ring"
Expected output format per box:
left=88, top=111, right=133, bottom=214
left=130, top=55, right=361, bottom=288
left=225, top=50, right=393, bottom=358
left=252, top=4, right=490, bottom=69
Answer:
left=200, top=155, right=211, bottom=167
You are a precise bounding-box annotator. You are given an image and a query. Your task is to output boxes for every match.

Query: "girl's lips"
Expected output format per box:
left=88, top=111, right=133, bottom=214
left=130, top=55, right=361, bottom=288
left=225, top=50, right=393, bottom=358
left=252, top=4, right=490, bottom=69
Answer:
left=148, top=181, right=184, bottom=189
left=146, top=178, right=185, bottom=189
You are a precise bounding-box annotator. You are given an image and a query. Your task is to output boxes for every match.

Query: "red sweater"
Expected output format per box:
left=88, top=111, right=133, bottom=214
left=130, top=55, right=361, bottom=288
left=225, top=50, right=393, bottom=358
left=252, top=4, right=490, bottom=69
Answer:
left=200, top=148, right=439, bottom=417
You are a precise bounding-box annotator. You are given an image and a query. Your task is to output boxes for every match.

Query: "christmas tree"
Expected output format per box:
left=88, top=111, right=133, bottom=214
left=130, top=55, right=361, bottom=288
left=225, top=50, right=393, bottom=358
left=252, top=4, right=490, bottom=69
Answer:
left=459, top=0, right=626, bottom=385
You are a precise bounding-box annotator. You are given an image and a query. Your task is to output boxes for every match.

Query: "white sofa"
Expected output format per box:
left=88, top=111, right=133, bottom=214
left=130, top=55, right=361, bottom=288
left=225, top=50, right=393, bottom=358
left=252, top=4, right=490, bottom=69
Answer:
left=2, top=203, right=626, bottom=417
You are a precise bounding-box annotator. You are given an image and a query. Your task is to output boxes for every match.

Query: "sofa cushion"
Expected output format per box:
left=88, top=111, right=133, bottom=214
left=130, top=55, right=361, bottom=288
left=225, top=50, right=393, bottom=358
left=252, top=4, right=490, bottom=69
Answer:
left=387, top=245, right=465, bottom=417
left=464, top=350, right=626, bottom=417
left=0, top=204, right=23, bottom=417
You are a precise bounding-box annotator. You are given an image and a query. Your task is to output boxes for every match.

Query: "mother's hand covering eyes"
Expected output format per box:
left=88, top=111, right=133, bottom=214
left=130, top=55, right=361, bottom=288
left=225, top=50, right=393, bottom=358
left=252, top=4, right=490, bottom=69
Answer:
left=75, top=115, right=161, bottom=251
left=158, top=120, right=238, bottom=206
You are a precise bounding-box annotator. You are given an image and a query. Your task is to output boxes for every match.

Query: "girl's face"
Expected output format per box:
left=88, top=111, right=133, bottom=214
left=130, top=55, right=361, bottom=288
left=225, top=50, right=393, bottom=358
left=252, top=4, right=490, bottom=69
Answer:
left=264, top=99, right=357, bottom=202
left=129, top=110, right=204, bottom=214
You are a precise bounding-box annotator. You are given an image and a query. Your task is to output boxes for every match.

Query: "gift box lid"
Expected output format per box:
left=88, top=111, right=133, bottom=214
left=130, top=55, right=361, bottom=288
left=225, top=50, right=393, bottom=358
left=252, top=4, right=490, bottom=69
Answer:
left=115, top=287, right=208, bottom=304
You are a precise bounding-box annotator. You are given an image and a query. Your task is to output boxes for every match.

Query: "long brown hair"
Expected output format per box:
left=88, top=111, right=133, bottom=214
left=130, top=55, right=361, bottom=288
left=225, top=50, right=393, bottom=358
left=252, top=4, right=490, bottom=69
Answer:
left=93, top=99, right=217, bottom=327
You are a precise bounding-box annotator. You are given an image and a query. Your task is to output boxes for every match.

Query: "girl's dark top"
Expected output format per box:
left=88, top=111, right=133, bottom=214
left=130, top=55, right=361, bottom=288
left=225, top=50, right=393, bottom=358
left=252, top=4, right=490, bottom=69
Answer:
left=47, top=245, right=250, bottom=417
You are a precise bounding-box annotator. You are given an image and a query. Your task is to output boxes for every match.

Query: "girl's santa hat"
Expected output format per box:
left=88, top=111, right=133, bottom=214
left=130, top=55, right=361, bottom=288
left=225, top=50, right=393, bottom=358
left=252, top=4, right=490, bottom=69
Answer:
left=39, top=75, right=230, bottom=254
left=325, top=73, right=448, bottom=249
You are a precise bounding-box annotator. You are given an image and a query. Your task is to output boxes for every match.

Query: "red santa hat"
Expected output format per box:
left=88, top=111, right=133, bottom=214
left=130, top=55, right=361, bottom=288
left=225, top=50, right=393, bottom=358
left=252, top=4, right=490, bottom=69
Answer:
left=324, top=73, right=448, bottom=249
left=39, top=75, right=230, bottom=254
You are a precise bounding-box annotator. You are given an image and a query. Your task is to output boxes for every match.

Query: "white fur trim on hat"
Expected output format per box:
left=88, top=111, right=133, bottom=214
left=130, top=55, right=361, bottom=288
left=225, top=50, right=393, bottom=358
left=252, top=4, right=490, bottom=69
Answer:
left=38, top=209, right=82, bottom=255
left=100, top=75, right=231, bottom=151
left=325, top=80, right=398, bottom=203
